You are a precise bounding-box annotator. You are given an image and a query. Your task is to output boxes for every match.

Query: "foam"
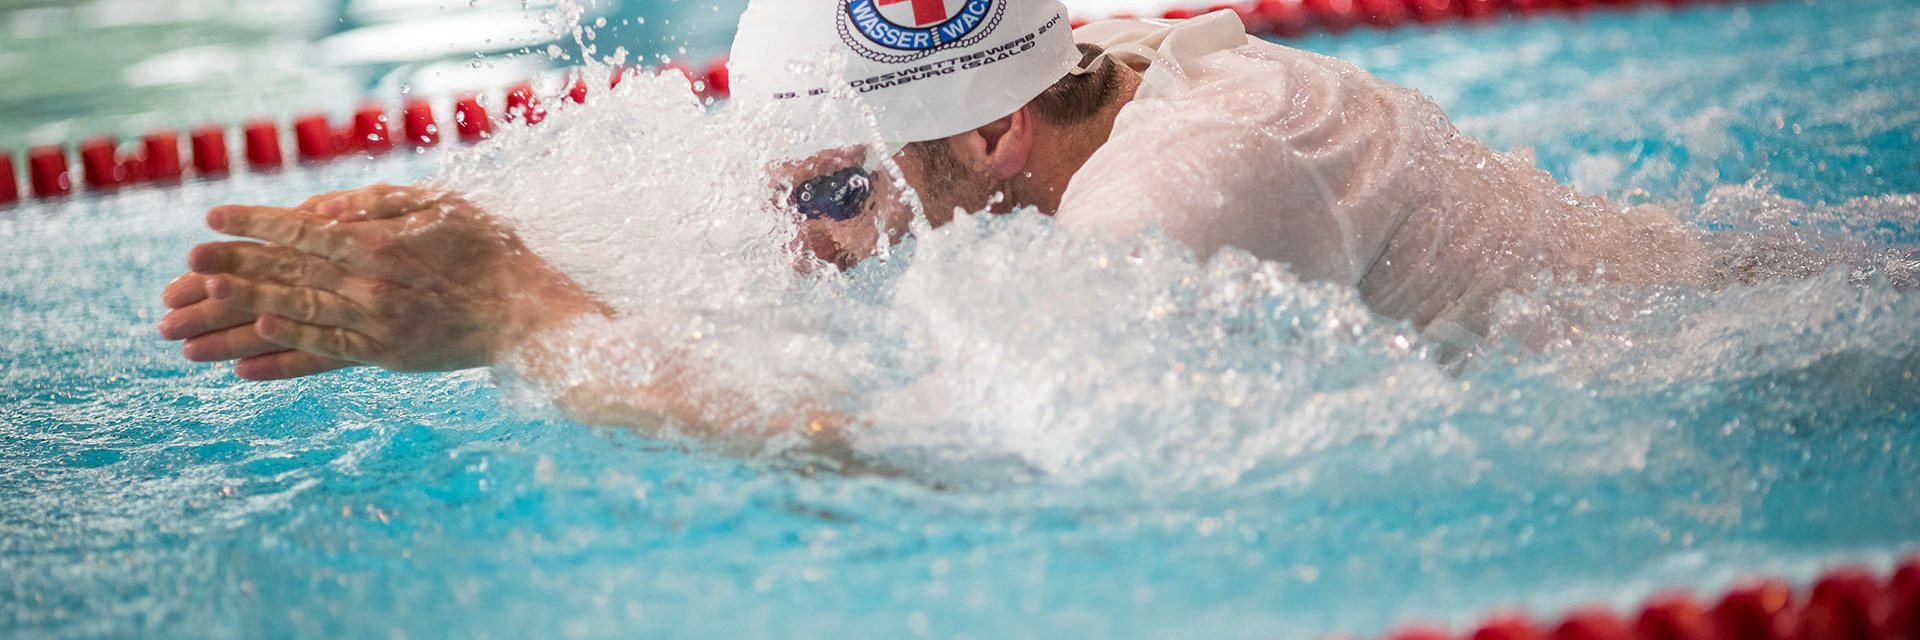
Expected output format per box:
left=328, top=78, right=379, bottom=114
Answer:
left=383, top=2, right=1920, bottom=495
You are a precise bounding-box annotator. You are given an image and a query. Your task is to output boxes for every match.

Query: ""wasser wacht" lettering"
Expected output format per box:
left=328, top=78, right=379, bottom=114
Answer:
left=848, top=0, right=992, bottom=51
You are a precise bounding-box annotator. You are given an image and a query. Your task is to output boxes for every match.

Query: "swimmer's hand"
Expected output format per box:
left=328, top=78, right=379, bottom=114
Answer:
left=165, top=184, right=610, bottom=377
left=160, top=272, right=357, bottom=380
left=159, top=189, right=375, bottom=379
left=161, top=185, right=864, bottom=461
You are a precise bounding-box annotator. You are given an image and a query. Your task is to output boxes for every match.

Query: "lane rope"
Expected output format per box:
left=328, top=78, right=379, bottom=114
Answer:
left=1387, top=557, right=1920, bottom=640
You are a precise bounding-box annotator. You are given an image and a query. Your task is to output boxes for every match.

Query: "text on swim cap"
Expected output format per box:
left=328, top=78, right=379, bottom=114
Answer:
left=847, top=0, right=993, bottom=52
left=770, top=10, right=1060, bottom=100
left=851, top=33, right=1036, bottom=92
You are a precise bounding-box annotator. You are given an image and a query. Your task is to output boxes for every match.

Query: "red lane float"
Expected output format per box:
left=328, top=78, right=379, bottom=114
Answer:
left=1551, top=609, right=1633, bottom=640
left=1299, top=0, right=1360, bottom=32
left=1893, top=558, right=1920, bottom=635
left=1634, top=595, right=1725, bottom=640
left=1470, top=615, right=1543, bottom=640
left=1711, top=581, right=1793, bottom=640
left=1250, top=1, right=1313, bottom=37
left=0, top=150, right=18, bottom=205
left=1889, top=561, right=1919, bottom=640
left=403, top=100, right=439, bottom=148
left=455, top=96, right=493, bottom=143
left=294, top=114, right=336, bottom=162
left=1407, top=0, right=1457, bottom=23
left=354, top=105, right=393, bottom=154
left=1511, top=0, right=1557, bottom=14
left=1358, top=0, right=1411, bottom=28
left=29, top=146, right=71, bottom=198
left=116, top=148, right=146, bottom=186
left=144, top=132, right=183, bottom=182
left=243, top=121, right=283, bottom=171
left=190, top=126, right=230, bottom=176
left=80, top=137, right=122, bottom=190
left=705, top=58, right=732, bottom=98
left=504, top=83, right=543, bottom=125
left=1799, top=570, right=1883, bottom=640
left=1354, top=557, right=1920, bottom=640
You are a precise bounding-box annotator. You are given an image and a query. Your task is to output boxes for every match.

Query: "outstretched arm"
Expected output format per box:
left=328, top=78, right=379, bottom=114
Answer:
left=180, top=185, right=608, bottom=372
left=160, top=184, right=855, bottom=451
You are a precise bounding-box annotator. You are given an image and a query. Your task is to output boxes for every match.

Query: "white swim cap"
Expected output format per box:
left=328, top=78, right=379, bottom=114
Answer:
left=730, top=0, right=1081, bottom=146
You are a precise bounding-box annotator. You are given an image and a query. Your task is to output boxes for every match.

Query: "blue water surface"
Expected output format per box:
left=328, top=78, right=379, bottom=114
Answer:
left=3, top=1, right=1918, bottom=639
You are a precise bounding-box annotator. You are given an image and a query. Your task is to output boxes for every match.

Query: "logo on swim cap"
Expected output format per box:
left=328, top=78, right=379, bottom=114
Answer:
left=839, top=0, right=1002, bottom=62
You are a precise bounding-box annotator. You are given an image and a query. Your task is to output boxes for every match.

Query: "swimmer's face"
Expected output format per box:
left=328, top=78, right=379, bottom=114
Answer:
left=772, top=146, right=916, bottom=271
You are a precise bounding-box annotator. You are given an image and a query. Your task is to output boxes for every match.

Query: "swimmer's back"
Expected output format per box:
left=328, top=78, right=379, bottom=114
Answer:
left=1057, top=12, right=1705, bottom=345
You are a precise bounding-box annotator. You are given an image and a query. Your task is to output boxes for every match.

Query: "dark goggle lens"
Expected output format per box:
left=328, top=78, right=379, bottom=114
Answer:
left=791, top=166, right=872, bottom=221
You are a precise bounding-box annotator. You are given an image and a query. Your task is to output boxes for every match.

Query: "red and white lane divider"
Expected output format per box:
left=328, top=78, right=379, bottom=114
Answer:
left=0, top=58, right=732, bottom=206
left=1374, top=556, right=1920, bottom=640
left=1077, top=0, right=1743, bottom=41
left=0, top=0, right=1746, bottom=206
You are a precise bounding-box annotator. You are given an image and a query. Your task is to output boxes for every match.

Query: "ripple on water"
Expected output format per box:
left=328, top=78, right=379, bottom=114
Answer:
left=2, top=1, right=1918, bottom=638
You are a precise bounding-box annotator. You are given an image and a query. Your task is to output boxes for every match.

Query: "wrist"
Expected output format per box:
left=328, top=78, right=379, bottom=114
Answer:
left=496, top=311, right=617, bottom=391
left=486, top=267, right=613, bottom=366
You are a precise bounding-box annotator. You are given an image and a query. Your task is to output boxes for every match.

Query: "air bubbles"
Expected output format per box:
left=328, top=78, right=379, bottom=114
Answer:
left=423, top=10, right=1920, bottom=500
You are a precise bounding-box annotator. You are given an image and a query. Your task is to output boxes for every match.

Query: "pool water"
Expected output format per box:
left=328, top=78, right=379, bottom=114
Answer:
left=4, top=1, right=1919, bottom=638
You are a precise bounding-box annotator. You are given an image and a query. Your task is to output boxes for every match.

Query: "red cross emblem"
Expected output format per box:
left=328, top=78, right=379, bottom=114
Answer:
left=877, top=0, right=959, bottom=28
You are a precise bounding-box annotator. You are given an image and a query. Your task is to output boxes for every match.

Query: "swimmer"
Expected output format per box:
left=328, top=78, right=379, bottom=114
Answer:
left=155, top=2, right=1769, bottom=438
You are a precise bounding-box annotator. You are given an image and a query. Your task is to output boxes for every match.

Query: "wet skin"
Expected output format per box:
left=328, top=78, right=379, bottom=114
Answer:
left=160, top=149, right=913, bottom=380
left=159, top=184, right=608, bottom=380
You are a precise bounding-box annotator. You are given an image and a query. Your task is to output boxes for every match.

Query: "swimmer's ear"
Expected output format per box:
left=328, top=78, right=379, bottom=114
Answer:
left=960, top=107, right=1034, bottom=181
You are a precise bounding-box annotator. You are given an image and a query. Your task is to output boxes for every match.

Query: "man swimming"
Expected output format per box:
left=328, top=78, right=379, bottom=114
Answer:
left=160, top=1, right=1720, bottom=439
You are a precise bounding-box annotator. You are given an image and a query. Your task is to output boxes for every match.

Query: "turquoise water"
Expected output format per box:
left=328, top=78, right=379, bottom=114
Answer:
left=4, top=1, right=1919, bottom=638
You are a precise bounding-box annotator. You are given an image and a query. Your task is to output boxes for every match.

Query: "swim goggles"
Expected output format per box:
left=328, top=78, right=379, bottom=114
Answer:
left=790, top=165, right=872, bottom=221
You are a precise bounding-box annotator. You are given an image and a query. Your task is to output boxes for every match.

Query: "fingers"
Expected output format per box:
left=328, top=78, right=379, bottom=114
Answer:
left=302, top=184, right=437, bottom=222
left=188, top=241, right=353, bottom=290
left=182, top=325, right=357, bottom=380
left=212, top=182, right=446, bottom=252
left=157, top=295, right=259, bottom=341
left=295, top=189, right=357, bottom=214
left=255, top=314, right=384, bottom=364
left=186, top=241, right=265, bottom=275
left=234, top=350, right=356, bottom=381
left=206, top=205, right=362, bottom=260
left=162, top=273, right=211, bottom=309
left=164, top=284, right=359, bottom=380
left=205, top=274, right=371, bottom=329
left=176, top=183, right=441, bottom=382
left=180, top=323, right=284, bottom=362
left=205, top=205, right=438, bottom=280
